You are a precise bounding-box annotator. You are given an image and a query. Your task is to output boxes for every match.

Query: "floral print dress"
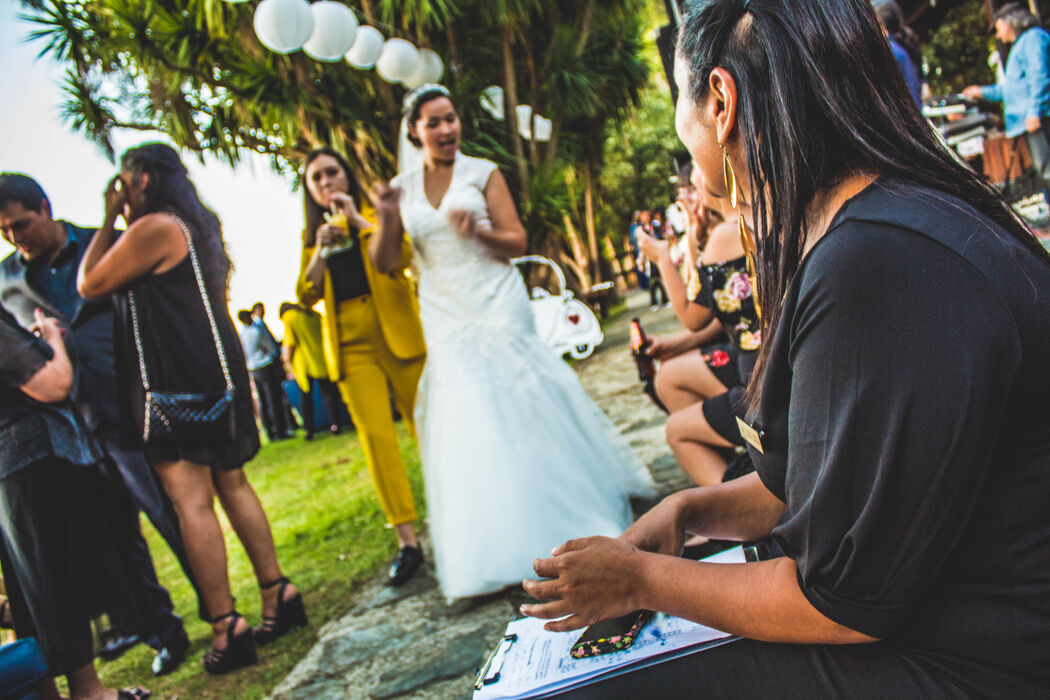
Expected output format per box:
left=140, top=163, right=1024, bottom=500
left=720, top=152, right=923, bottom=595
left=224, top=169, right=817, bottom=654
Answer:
left=689, top=255, right=762, bottom=387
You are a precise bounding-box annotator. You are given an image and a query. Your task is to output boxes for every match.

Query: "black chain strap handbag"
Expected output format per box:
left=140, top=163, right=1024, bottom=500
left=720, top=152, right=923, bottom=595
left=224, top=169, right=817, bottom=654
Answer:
left=128, top=214, right=236, bottom=443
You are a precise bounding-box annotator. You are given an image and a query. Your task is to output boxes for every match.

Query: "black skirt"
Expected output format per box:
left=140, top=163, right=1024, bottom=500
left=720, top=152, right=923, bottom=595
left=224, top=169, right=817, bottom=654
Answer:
left=0, top=458, right=144, bottom=675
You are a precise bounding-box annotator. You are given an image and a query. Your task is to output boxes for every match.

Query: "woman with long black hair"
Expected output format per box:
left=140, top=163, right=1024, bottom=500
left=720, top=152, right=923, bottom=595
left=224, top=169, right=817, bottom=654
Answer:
left=78, top=143, right=304, bottom=675
left=522, top=1, right=1050, bottom=695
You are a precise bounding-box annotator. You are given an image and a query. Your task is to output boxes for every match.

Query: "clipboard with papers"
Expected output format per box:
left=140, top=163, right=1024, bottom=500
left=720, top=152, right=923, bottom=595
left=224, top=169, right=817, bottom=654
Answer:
left=473, top=546, right=749, bottom=700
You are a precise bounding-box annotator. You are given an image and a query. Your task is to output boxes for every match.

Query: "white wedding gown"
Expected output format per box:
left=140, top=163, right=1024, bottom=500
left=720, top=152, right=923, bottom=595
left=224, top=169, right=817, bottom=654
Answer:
left=394, top=153, right=654, bottom=601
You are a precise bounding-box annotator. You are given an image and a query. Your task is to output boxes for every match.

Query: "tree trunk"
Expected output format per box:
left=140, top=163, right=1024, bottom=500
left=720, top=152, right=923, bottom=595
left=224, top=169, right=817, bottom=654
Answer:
left=583, top=157, right=601, bottom=283
left=445, top=24, right=462, bottom=83
left=500, top=23, right=531, bottom=200
left=561, top=213, right=592, bottom=291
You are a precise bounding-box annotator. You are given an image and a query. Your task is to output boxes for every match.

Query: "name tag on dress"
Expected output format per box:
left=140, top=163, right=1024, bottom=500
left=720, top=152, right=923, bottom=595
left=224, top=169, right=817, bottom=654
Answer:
left=736, top=417, right=765, bottom=454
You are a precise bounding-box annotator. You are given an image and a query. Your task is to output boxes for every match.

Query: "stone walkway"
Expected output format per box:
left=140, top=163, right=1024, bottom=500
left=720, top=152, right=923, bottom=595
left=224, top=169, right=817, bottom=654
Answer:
left=267, top=292, right=688, bottom=700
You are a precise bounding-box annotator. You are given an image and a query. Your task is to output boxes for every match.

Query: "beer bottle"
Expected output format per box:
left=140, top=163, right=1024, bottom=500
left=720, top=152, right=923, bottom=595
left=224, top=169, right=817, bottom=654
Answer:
left=629, top=318, right=667, bottom=413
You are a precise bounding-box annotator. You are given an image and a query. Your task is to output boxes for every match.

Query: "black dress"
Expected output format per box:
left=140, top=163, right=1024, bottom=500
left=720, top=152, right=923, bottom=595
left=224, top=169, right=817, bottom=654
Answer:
left=691, top=255, right=762, bottom=444
left=0, top=305, right=143, bottom=675
left=115, top=219, right=259, bottom=470
left=565, top=179, right=1050, bottom=697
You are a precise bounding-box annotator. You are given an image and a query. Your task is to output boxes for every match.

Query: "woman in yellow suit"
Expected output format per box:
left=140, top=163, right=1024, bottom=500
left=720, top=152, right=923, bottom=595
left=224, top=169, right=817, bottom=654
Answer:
left=297, top=146, right=427, bottom=586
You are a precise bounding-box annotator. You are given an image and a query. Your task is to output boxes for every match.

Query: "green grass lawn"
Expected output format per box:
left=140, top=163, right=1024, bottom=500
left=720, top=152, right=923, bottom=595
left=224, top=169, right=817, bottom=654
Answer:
left=94, top=426, right=425, bottom=699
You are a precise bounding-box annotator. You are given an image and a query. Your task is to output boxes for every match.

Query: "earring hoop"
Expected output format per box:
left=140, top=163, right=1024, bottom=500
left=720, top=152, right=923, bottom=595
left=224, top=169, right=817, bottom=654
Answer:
left=720, top=143, right=761, bottom=319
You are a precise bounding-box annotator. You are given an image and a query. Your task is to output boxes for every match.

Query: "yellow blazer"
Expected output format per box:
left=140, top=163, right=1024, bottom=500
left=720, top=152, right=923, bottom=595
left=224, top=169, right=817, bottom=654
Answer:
left=296, top=202, right=426, bottom=382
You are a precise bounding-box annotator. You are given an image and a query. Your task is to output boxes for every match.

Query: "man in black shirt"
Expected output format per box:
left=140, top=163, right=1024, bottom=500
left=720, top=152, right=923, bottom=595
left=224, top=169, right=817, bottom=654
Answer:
left=0, top=173, right=194, bottom=676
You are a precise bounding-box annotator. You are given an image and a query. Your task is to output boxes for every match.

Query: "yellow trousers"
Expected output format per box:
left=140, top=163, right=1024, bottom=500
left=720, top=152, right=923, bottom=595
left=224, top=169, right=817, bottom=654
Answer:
left=336, top=296, right=425, bottom=526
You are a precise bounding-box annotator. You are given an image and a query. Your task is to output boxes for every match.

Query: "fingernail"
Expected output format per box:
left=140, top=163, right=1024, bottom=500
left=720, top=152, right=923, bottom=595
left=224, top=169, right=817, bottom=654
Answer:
left=519, top=605, right=529, bottom=615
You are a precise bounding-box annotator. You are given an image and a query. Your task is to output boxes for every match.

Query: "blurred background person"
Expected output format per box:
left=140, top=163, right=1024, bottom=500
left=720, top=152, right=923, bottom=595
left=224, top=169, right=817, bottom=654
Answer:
left=278, top=301, right=345, bottom=439
left=0, top=303, right=150, bottom=700
left=872, top=0, right=925, bottom=107
left=964, top=3, right=1050, bottom=198
left=0, top=172, right=193, bottom=676
left=237, top=307, right=292, bottom=442
left=298, top=146, right=427, bottom=587
left=636, top=169, right=759, bottom=486
left=78, top=143, right=304, bottom=674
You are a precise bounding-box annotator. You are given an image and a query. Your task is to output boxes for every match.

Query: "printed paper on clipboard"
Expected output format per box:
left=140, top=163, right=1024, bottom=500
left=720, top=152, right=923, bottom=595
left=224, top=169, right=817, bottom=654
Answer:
left=473, top=546, right=746, bottom=700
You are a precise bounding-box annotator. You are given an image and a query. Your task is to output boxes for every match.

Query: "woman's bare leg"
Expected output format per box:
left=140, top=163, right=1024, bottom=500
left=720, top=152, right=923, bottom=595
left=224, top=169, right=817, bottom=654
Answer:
left=655, top=352, right=728, bottom=413
left=153, top=460, right=245, bottom=647
left=211, top=468, right=295, bottom=618
left=666, top=402, right=735, bottom=486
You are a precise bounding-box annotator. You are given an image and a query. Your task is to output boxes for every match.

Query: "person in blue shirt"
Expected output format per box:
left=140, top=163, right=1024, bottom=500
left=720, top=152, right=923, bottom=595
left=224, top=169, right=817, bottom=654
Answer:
left=964, top=4, right=1050, bottom=192
left=237, top=307, right=291, bottom=442
left=872, top=0, right=924, bottom=107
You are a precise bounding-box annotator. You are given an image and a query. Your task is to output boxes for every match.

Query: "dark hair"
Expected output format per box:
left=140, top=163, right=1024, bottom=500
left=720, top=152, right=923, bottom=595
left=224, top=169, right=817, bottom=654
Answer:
left=405, top=88, right=454, bottom=147
left=0, top=173, right=49, bottom=213
left=872, top=0, right=922, bottom=68
left=120, top=142, right=231, bottom=288
left=237, top=309, right=253, bottom=325
left=278, top=301, right=298, bottom=318
left=252, top=301, right=265, bottom=314
left=302, top=146, right=365, bottom=248
left=678, top=0, right=1050, bottom=407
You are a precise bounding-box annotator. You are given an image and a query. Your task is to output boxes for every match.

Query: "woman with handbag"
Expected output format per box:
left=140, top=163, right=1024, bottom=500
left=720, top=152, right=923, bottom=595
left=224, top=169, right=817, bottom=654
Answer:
left=0, top=304, right=150, bottom=699
left=77, top=143, right=304, bottom=675
left=297, top=147, right=427, bottom=587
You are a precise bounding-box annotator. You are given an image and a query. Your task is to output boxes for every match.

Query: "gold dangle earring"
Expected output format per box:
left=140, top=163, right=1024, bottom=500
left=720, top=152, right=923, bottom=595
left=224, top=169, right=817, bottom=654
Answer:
left=720, top=143, right=761, bottom=319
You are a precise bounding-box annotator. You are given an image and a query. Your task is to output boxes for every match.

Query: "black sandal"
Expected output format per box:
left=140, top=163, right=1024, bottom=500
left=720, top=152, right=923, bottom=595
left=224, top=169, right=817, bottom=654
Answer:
left=252, top=577, right=307, bottom=645
left=202, top=610, right=257, bottom=675
left=117, top=687, right=152, bottom=700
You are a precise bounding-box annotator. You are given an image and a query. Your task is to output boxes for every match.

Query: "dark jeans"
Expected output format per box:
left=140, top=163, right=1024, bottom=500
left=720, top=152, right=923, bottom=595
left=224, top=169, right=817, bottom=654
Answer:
left=559, top=638, right=1040, bottom=699
left=299, top=378, right=345, bottom=434
left=649, top=272, right=668, bottom=306
left=251, top=361, right=289, bottom=439
left=1025, top=119, right=1050, bottom=196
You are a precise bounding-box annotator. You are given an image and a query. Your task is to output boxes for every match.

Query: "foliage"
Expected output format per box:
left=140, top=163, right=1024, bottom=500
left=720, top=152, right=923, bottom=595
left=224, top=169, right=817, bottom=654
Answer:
left=18, top=0, right=654, bottom=282
left=924, top=0, right=996, bottom=96
left=599, top=74, right=679, bottom=250
left=88, top=427, right=425, bottom=699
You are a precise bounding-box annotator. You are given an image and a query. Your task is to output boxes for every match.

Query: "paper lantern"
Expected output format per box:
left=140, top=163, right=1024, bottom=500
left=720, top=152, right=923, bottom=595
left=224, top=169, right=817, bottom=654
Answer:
left=480, top=85, right=505, bottom=120
left=516, top=104, right=533, bottom=140
left=400, top=50, right=443, bottom=89
left=533, top=115, right=553, bottom=142
left=376, top=38, right=419, bottom=84
left=303, top=2, right=358, bottom=62
left=254, top=0, right=314, bottom=54
left=418, top=49, right=444, bottom=84
left=345, top=25, right=385, bottom=69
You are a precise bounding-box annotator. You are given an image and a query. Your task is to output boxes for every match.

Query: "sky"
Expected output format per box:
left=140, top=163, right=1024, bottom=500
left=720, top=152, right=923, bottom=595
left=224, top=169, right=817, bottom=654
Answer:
left=0, top=2, right=306, bottom=324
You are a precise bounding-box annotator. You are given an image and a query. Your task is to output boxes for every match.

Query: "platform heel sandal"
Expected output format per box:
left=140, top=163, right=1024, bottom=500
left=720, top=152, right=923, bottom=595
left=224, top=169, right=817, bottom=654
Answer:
left=202, top=611, right=257, bottom=675
left=252, top=577, right=307, bottom=645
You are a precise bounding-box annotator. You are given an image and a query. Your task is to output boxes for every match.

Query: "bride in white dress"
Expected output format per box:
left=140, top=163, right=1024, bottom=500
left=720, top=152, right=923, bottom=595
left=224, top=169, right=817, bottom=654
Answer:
left=376, top=85, right=654, bottom=601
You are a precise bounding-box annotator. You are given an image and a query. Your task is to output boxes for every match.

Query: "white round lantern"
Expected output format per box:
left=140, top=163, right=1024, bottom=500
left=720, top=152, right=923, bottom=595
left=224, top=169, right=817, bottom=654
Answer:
left=303, top=2, right=358, bottom=62
left=345, top=25, right=385, bottom=69
left=254, top=0, right=314, bottom=54
left=400, top=49, right=442, bottom=89
left=418, top=49, right=444, bottom=84
left=376, top=38, right=420, bottom=84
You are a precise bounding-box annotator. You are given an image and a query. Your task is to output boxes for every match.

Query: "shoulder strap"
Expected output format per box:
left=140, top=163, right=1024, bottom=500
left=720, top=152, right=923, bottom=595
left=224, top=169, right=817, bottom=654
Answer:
left=127, top=213, right=234, bottom=393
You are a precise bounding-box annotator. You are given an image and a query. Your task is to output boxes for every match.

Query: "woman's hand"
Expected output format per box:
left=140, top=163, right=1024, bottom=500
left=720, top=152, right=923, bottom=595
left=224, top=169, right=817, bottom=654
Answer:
left=373, top=184, right=403, bottom=218
left=636, top=227, right=670, bottom=264
left=448, top=208, right=485, bottom=239
left=316, top=224, right=348, bottom=248
left=28, top=308, right=64, bottom=346
left=619, top=493, right=687, bottom=557
left=521, top=536, right=648, bottom=632
left=644, top=334, right=685, bottom=360
left=327, top=191, right=371, bottom=230
left=103, top=175, right=126, bottom=224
